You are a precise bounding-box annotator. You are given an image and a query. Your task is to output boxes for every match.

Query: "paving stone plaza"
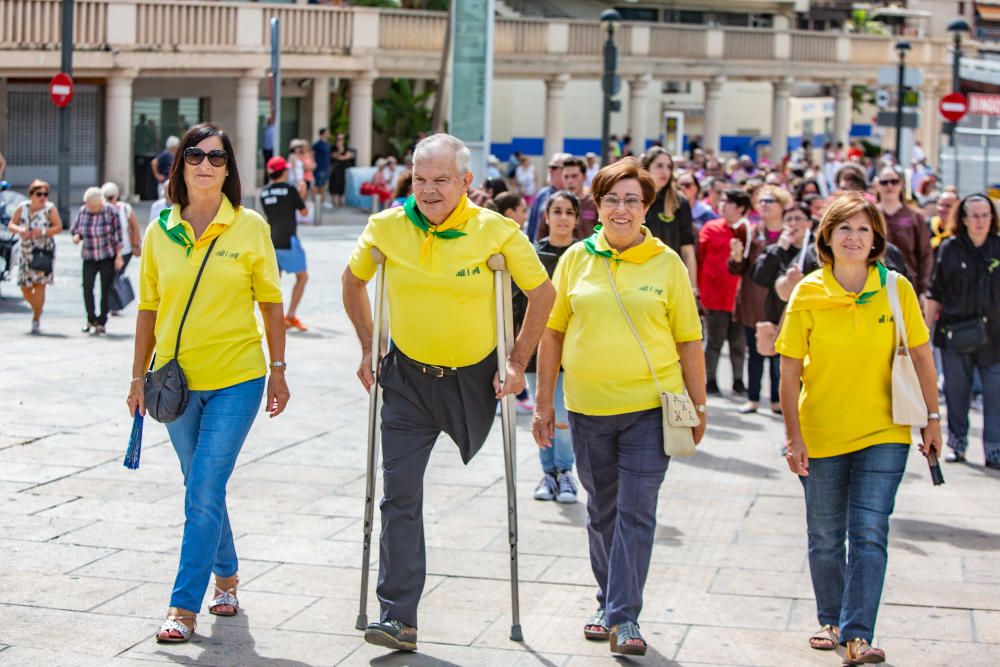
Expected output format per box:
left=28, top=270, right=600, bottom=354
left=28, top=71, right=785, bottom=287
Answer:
left=1, top=217, right=998, bottom=666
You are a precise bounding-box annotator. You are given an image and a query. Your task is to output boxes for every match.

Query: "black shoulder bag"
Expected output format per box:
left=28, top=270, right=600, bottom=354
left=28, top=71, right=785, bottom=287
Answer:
left=144, top=237, right=219, bottom=423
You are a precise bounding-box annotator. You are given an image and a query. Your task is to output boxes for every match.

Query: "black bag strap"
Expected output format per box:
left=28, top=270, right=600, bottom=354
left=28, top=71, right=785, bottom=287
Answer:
left=172, top=236, right=219, bottom=359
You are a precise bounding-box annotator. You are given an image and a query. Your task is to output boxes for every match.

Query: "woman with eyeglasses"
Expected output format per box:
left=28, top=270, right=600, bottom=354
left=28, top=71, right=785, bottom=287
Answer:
left=533, top=158, right=706, bottom=656
left=127, top=123, right=289, bottom=644
left=729, top=185, right=791, bottom=413
left=877, top=165, right=932, bottom=298
left=6, top=179, right=62, bottom=334
left=641, top=147, right=697, bottom=289
left=924, top=194, right=1000, bottom=468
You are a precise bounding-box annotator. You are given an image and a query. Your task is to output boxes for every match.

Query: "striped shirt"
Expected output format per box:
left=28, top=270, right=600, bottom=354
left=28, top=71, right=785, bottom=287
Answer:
left=71, top=204, right=122, bottom=261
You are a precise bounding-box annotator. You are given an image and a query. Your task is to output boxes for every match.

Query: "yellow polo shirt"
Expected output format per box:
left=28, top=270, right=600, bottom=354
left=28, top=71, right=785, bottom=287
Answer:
left=138, top=198, right=283, bottom=391
left=348, top=196, right=548, bottom=367
left=776, top=264, right=930, bottom=458
left=547, top=228, right=703, bottom=416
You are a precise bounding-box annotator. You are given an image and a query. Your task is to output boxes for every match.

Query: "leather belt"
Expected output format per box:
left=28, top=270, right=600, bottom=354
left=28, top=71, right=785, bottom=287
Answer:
left=400, top=354, right=458, bottom=378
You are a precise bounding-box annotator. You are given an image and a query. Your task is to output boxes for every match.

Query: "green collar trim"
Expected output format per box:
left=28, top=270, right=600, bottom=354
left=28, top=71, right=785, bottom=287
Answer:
left=157, top=208, right=194, bottom=256
left=854, top=262, right=888, bottom=305
left=582, top=225, right=615, bottom=260
left=402, top=195, right=467, bottom=240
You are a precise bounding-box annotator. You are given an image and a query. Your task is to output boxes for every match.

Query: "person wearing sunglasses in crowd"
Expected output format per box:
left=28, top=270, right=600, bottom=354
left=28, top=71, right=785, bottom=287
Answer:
left=924, top=194, right=1000, bottom=469
left=751, top=201, right=814, bottom=327
left=128, top=123, right=289, bottom=645
left=72, top=187, right=124, bottom=335
left=678, top=172, right=717, bottom=229
left=6, top=179, right=62, bottom=334
left=877, top=165, right=933, bottom=299
left=526, top=153, right=570, bottom=241
left=641, top=147, right=697, bottom=289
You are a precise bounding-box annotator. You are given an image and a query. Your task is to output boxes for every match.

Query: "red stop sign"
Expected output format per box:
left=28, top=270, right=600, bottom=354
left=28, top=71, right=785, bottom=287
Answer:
left=939, top=92, right=968, bottom=123
left=49, top=72, right=73, bottom=108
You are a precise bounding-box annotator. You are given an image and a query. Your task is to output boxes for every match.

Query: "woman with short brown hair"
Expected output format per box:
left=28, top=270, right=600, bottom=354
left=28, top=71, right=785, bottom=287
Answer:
left=6, top=179, right=62, bottom=333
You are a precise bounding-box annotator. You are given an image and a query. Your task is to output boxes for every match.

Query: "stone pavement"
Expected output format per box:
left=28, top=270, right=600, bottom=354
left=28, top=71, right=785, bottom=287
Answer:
left=1, top=213, right=998, bottom=666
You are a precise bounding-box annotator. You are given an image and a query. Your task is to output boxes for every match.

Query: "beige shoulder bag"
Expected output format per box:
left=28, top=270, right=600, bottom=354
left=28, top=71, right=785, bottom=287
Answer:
left=886, top=270, right=928, bottom=427
left=602, top=258, right=700, bottom=457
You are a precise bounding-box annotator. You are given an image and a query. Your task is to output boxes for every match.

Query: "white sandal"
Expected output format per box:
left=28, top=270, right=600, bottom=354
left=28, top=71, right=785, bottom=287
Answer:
left=155, top=614, right=196, bottom=643
left=209, top=577, right=239, bottom=617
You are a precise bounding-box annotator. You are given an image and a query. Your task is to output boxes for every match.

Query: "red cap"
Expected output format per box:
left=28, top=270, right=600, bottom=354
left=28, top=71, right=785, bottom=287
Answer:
left=266, top=156, right=289, bottom=174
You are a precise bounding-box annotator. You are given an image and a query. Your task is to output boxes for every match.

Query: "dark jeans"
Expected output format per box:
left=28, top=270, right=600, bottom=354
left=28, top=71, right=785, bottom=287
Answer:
left=375, top=347, right=498, bottom=628
left=82, top=257, right=115, bottom=326
left=704, top=309, right=745, bottom=386
left=745, top=326, right=780, bottom=403
left=800, top=443, right=908, bottom=644
left=941, top=349, right=1000, bottom=465
left=569, top=408, right=670, bottom=629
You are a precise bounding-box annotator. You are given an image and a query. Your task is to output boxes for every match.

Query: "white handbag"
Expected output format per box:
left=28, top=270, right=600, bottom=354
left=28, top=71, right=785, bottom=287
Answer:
left=603, top=259, right=700, bottom=457
left=885, top=270, right=928, bottom=428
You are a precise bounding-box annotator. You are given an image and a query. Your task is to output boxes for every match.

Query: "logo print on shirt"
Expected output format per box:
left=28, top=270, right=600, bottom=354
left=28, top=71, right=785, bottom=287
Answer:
left=216, top=250, right=241, bottom=260
left=455, top=266, right=481, bottom=277
left=877, top=314, right=896, bottom=324
left=639, top=285, right=664, bottom=296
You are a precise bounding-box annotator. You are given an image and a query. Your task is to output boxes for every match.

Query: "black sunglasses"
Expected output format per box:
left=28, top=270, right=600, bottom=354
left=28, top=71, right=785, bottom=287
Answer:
left=880, top=178, right=901, bottom=186
left=184, top=147, right=228, bottom=167
left=33, top=191, right=49, bottom=197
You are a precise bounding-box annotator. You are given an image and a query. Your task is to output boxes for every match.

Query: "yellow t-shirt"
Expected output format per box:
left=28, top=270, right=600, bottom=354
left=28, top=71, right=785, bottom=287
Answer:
left=138, top=198, right=283, bottom=391
left=348, top=196, right=548, bottom=367
left=776, top=264, right=930, bottom=458
left=547, top=228, right=703, bottom=416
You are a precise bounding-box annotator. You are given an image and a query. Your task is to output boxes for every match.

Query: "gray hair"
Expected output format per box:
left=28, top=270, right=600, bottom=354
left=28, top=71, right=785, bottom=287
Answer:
left=165, top=135, right=180, bottom=149
left=83, top=187, right=104, bottom=205
left=100, top=181, right=120, bottom=200
left=413, top=133, right=471, bottom=177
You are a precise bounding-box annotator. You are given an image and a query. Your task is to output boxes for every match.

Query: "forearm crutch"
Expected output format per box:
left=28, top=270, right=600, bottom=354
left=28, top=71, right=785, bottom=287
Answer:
left=356, top=247, right=388, bottom=631
left=487, top=253, right=524, bottom=642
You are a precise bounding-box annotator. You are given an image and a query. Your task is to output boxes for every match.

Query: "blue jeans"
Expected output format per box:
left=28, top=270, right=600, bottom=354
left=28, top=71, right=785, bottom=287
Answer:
left=940, top=350, right=1000, bottom=465
left=526, top=372, right=574, bottom=473
left=744, top=326, right=780, bottom=403
left=569, top=408, right=669, bottom=628
left=165, top=376, right=265, bottom=612
left=799, top=443, right=908, bottom=644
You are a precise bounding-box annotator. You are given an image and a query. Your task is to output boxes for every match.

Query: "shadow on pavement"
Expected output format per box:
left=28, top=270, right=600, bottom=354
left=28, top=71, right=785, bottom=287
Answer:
left=679, top=449, right=779, bottom=479
left=890, top=517, right=1000, bottom=551
left=369, top=649, right=462, bottom=667
left=154, top=612, right=313, bottom=667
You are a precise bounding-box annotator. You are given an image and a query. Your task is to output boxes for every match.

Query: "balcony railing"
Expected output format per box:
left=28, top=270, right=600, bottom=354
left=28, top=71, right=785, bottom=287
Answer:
left=1, top=0, right=107, bottom=48
left=723, top=27, right=775, bottom=60
left=264, top=5, right=352, bottom=53
left=649, top=25, right=707, bottom=59
left=378, top=9, right=446, bottom=51
left=494, top=18, right=547, bottom=55
left=138, top=0, right=237, bottom=48
left=790, top=31, right=838, bottom=62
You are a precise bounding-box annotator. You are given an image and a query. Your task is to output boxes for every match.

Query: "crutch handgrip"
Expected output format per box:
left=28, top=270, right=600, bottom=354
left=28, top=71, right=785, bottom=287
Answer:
left=371, top=247, right=386, bottom=264
left=487, top=254, right=507, bottom=272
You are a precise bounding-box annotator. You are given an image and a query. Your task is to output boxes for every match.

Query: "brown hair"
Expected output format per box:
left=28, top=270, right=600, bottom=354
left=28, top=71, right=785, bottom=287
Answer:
left=591, top=157, right=656, bottom=209
left=815, top=192, right=887, bottom=266
left=560, top=156, right=587, bottom=175
left=493, top=192, right=524, bottom=217
left=28, top=180, right=50, bottom=196
left=640, top=146, right=680, bottom=219
left=168, top=123, right=242, bottom=209
left=760, top=184, right=792, bottom=209
left=950, top=193, right=1000, bottom=236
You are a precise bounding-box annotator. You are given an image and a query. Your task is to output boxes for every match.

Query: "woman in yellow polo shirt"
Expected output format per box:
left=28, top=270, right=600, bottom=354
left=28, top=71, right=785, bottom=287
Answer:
left=125, top=123, right=289, bottom=644
left=776, top=193, right=941, bottom=666
left=532, top=158, right=707, bottom=657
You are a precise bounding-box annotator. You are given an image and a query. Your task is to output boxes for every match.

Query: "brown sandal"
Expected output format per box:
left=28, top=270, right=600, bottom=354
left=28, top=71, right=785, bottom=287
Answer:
left=809, top=624, right=839, bottom=651
left=843, top=638, right=885, bottom=665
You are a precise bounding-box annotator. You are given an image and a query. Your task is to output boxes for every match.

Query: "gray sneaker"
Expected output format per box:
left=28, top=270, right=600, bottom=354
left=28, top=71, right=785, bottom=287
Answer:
left=533, top=474, right=557, bottom=501
left=556, top=470, right=578, bottom=504
left=364, top=619, right=417, bottom=652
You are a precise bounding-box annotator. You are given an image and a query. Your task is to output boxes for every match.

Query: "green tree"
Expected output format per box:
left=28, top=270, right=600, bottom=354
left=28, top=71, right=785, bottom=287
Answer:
left=373, top=79, right=435, bottom=157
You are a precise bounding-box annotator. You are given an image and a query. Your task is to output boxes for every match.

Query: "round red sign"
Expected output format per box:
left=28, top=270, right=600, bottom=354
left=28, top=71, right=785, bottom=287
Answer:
left=49, top=72, right=74, bottom=108
left=939, top=92, right=968, bottom=123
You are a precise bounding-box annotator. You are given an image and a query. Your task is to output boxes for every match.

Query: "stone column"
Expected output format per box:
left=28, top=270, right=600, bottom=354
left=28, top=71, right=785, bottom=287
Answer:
left=834, top=80, right=853, bottom=147
left=629, top=74, right=652, bottom=154
left=703, top=76, right=724, bottom=155
left=104, top=71, right=136, bottom=195
left=350, top=72, right=375, bottom=167
left=543, top=74, right=569, bottom=160
left=311, top=76, right=330, bottom=140
left=236, top=71, right=263, bottom=196
left=771, top=77, right=793, bottom=163
left=919, top=81, right=943, bottom=169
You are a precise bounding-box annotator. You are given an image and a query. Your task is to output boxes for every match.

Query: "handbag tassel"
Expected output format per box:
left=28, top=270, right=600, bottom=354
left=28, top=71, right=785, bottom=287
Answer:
left=123, top=409, right=144, bottom=470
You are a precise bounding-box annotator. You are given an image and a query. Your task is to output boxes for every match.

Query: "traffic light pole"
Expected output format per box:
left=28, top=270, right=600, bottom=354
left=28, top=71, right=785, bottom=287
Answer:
left=57, top=0, right=73, bottom=225
left=894, top=51, right=906, bottom=163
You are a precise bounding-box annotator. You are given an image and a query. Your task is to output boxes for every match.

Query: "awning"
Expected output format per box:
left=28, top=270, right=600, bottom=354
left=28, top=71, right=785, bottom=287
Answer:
left=977, top=3, right=1000, bottom=21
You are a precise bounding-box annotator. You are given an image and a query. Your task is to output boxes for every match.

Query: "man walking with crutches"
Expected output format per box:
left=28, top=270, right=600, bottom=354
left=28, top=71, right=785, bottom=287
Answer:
left=342, top=133, right=555, bottom=652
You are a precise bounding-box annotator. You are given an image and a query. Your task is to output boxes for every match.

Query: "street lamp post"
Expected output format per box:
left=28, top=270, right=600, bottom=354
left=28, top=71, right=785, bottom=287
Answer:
left=600, top=9, right=621, bottom=167
left=947, top=19, right=970, bottom=147
left=894, top=40, right=911, bottom=163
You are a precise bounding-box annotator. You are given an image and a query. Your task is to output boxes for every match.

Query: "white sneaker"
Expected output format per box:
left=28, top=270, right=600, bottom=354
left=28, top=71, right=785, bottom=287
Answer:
left=555, top=470, right=578, bottom=504
left=533, top=474, right=557, bottom=501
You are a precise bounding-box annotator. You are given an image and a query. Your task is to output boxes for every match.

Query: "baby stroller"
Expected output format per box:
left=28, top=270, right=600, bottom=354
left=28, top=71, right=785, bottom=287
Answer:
left=0, top=181, right=24, bottom=292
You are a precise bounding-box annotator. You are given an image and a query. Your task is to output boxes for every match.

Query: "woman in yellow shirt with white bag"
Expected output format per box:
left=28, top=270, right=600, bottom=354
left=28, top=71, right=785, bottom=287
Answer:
left=532, top=158, right=706, bottom=657
left=776, top=193, right=942, bottom=666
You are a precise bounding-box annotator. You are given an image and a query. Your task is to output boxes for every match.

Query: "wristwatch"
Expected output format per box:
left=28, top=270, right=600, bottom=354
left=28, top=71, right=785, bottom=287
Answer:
left=927, top=412, right=941, bottom=421
left=269, top=361, right=287, bottom=370
left=695, top=404, right=707, bottom=414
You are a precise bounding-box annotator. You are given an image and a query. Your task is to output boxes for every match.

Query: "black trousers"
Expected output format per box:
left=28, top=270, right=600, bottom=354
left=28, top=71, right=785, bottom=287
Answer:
left=82, top=257, right=115, bottom=326
left=376, top=346, right=498, bottom=628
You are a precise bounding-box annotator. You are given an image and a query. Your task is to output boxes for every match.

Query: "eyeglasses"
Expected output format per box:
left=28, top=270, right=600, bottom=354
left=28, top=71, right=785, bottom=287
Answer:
left=32, top=191, right=49, bottom=197
left=758, top=197, right=777, bottom=204
left=879, top=178, right=901, bottom=186
left=184, top=147, right=229, bottom=167
left=548, top=165, right=560, bottom=171
left=783, top=215, right=810, bottom=223
left=680, top=182, right=696, bottom=189
left=601, top=194, right=644, bottom=209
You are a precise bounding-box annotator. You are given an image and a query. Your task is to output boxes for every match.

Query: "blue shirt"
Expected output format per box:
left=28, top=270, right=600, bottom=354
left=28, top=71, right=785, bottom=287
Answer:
left=263, top=124, right=275, bottom=151
left=312, top=139, right=331, bottom=171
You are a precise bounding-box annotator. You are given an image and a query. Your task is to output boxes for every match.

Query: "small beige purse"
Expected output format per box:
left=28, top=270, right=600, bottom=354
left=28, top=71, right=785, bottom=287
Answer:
left=885, top=270, right=928, bottom=427
left=603, top=259, right=700, bottom=457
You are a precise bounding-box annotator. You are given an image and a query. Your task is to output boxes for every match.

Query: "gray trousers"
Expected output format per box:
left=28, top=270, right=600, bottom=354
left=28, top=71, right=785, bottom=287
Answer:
left=704, top=309, right=745, bottom=386
left=376, top=347, right=498, bottom=628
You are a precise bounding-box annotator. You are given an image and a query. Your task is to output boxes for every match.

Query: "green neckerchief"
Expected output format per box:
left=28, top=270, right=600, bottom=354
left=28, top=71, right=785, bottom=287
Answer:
left=855, top=261, right=888, bottom=305
left=582, top=225, right=612, bottom=259
left=402, top=195, right=467, bottom=240
left=157, top=208, right=194, bottom=256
